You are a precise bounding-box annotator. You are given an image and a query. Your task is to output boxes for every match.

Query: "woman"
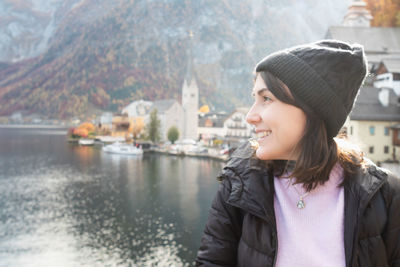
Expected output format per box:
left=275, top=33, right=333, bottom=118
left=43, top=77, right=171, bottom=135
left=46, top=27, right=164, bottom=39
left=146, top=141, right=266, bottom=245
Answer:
left=196, top=40, right=400, bottom=267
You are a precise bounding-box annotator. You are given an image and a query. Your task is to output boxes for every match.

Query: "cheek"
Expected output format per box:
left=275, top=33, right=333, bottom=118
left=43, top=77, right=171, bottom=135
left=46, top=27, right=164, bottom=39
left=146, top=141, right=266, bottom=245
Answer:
left=275, top=106, right=307, bottom=142
left=287, top=113, right=305, bottom=135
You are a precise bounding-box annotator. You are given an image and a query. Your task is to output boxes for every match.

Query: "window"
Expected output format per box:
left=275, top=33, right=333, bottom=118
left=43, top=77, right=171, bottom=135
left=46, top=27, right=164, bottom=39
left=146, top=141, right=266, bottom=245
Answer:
left=384, top=146, right=389, bottom=154
left=384, top=127, right=389, bottom=136
left=369, top=146, right=374, bottom=154
left=369, top=126, right=375, bottom=135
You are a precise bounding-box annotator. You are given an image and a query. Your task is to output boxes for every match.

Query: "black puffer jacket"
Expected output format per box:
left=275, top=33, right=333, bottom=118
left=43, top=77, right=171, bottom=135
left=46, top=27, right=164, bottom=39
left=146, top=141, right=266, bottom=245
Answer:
left=196, top=143, right=400, bottom=267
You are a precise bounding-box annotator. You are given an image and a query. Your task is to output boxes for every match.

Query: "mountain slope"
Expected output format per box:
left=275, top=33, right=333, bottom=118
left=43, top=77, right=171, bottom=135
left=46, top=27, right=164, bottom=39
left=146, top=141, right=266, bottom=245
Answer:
left=0, top=0, right=349, bottom=118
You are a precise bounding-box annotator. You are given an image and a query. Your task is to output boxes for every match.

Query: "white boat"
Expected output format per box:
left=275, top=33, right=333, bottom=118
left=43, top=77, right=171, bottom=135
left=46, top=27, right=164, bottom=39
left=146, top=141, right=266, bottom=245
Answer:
left=79, top=138, right=95, bottom=146
left=102, top=142, right=143, bottom=155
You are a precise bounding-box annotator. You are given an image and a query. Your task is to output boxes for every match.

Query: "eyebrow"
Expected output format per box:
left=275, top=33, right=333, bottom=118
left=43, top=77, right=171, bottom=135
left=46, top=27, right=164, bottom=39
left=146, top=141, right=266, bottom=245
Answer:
left=252, top=88, right=269, bottom=97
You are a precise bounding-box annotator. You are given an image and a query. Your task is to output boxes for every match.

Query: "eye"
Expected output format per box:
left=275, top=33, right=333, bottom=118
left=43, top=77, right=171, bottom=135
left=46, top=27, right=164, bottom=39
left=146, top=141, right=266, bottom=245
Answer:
left=263, top=96, right=272, bottom=102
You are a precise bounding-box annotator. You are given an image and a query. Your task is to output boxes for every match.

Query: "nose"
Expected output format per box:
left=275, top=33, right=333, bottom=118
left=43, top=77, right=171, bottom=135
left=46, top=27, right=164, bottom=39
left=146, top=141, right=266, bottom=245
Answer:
left=246, top=104, right=261, bottom=125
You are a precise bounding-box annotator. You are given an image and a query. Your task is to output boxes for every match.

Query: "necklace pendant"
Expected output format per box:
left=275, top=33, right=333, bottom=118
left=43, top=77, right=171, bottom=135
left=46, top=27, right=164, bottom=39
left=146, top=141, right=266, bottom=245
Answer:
left=297, top=199, right=305, bottom=209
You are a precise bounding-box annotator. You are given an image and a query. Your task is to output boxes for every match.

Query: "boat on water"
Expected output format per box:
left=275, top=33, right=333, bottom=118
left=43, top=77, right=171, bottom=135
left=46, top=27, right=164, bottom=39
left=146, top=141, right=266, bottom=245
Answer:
left=102, top=142, right=143, bottom=156
left=79, top=138, right=95, bottom=146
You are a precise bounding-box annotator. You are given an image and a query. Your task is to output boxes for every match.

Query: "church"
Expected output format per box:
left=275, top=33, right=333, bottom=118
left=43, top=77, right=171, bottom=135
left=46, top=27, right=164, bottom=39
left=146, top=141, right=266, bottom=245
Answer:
left=122, top=40, right=199, bottom=142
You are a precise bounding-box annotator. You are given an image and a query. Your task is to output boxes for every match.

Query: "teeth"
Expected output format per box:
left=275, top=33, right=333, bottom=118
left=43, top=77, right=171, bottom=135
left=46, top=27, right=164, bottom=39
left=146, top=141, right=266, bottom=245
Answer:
left=257, top=131, right=271, bottom=138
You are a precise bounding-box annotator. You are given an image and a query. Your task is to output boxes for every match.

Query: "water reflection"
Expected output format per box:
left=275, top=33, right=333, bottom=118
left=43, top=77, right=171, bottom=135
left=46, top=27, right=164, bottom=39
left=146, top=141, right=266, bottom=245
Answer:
left=0, top=129, right=224, bottom=266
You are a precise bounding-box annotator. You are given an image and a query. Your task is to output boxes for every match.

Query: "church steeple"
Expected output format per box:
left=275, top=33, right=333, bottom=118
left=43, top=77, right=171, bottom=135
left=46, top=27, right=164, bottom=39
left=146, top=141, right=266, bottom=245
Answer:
left=342, top=0, right=373, bottom=27
left=181, top=30, right=199, bottom=140
left=184, top=30, right=195, bottom=85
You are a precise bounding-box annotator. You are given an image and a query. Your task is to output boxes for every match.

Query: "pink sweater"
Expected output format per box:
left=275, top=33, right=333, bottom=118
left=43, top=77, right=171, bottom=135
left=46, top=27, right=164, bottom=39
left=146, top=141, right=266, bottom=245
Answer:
left=273, top=163, right=345, bottom=267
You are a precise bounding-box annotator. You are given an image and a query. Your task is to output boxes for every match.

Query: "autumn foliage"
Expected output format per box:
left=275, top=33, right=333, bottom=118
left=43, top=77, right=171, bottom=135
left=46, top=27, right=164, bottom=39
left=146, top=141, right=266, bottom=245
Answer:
left=199, top=105, right=210, bottom=114
left=73, top=128, right=89, bottom=138
left=69, top=122, right=96, bottom=138
left=364, top=0, right=400, bottom=26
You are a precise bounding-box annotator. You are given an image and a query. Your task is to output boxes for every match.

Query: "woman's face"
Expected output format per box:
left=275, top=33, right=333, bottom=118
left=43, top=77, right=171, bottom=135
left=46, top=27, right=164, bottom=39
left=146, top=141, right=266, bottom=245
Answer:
left=246, top=74, right=307, bottom=160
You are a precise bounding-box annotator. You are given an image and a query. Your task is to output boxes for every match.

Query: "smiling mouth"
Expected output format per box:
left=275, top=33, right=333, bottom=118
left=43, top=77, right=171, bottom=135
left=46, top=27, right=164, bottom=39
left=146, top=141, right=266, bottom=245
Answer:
left=257, top=130, right=272, bottom=138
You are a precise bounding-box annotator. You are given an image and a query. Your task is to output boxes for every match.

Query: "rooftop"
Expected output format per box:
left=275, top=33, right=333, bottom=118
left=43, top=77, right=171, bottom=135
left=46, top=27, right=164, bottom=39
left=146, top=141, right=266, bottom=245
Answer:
left=152, top=99, right=179, bottom=113
left=381, top=58, right=400, bottom=73
left=350, top=86, right=400, bottom=121
left=326, top=27, right=400, bottom=61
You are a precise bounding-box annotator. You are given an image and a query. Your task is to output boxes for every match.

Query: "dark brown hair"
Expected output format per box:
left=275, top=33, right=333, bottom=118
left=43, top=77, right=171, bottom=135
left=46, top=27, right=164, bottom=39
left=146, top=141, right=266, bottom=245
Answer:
left=259, top=71, right=364, bottom=192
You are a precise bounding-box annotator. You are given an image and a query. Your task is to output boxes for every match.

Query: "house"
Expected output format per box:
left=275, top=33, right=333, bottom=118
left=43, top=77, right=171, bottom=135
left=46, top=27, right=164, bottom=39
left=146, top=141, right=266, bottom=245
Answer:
left=121, top=100, right=152, bottom=139
left=99, top=112, right=113, bottom=132
left=198, top=112, right=229, bottom=141
left=344, top=86, right=400, bottom=163
left=111, top=114, right=131, bottom=138
left=223, top=107, right=253, bottom=142
left=10, top=112, right=23, bottom=124
left=374, top=59, right=400, bottom=95
left=198, top=108, right=253, bottom=147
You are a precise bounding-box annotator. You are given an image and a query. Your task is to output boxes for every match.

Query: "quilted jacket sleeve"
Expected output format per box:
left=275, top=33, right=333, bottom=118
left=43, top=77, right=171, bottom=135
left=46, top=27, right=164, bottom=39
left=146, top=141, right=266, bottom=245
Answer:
left=382, top=173, right=400, bottom=267
left=196, top=177, right=243, bottom=266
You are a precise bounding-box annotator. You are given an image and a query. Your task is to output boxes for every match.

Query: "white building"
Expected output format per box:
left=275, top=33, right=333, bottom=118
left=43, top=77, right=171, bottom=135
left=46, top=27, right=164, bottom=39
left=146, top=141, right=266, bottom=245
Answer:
left=98, top=112, right=113, bottom=131
left=374, top=59, right=400, bottom=96
left=121, top=100, right=153, bottom=117
left=341, top=0, right=372, bottom=27
left=224, top=107, right=253, bottom=140
left=121, top=99, right=184, bottom=142
left=181, top=38, right=199, bottom=141
left=198, top=112, right=229, bottom=140
left=198, top=108, right=253, bottom=147
left=182, top=78, right=199, bottom=140
left=10, top=112, right=23, bottom=123
left=344, top=86, right=400, bottom=163
left=100, top=112, right=113, bottom=125
left=150, top=99, right=184, bottom=142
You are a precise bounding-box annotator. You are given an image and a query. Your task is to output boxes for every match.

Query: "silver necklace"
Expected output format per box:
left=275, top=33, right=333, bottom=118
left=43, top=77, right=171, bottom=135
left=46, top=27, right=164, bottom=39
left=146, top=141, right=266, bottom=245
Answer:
left=290, top=179, right=310, bottom=209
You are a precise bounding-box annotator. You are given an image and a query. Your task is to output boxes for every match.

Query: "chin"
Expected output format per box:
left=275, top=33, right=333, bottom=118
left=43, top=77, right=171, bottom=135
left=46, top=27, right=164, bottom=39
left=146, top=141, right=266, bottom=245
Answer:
left=255, top=148, right=273, bottom=160
left=255, top=147, right=291, bottom=161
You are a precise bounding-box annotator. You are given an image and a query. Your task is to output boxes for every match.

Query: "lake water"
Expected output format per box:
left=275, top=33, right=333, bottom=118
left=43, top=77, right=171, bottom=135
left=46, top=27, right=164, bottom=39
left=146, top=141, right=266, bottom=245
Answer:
left=0, top=128, right=224, bottom=266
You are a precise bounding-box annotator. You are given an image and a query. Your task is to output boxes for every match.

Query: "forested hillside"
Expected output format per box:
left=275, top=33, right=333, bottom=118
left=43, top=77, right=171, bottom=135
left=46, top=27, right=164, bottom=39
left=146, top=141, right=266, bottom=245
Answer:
left=0, top=0, right=349, bottom=118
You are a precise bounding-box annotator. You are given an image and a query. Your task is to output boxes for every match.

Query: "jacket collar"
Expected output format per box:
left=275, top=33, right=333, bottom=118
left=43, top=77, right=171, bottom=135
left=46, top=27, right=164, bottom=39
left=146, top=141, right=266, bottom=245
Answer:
left=221, top=142, right=275, bottom=224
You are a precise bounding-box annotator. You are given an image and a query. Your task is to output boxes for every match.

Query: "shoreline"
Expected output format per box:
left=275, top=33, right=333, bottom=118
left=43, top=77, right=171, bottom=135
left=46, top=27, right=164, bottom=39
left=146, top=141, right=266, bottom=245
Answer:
left=0, top=126, right=230, bottom=162
left=0, top=124, right=70, bottom=129
left=147, top=148, right=229, bottom=162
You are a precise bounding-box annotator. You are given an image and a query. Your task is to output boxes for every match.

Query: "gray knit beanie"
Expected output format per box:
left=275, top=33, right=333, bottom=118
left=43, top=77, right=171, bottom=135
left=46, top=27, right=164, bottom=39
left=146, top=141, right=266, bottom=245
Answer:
left=255, top=39, right=368, bottom=138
